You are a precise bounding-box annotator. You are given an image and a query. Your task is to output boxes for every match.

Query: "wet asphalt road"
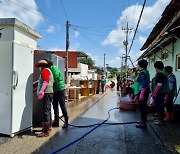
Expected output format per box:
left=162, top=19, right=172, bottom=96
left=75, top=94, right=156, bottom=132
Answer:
left=34, top=90, right=173, bottom=154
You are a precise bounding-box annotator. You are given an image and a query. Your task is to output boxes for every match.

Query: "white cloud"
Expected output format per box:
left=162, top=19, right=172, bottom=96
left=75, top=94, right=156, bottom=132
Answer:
left=46, top=25, right=55, bottom=33
left=138, top=36, right=146, bottom=46
left=101, top=29, right=125, bottom=47
left=69, top=43, right=80, bottom=51
left=74, top=31, right=80, bottom=38
left=102, top=0, right=170, bottom=48
left=117, top=0, right=170, bottom=30
left=0, top=0, right=43, bottom=28
left=48, top=46, right=64, bottom=51
left=46, top=24, right=61, bottom=33
left=48, top=43, right=80, bottom=52
left=106, top=57, right=121, bottom=67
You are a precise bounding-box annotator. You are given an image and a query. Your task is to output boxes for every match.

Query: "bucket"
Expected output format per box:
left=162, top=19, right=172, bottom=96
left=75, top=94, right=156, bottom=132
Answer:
left=119, top=101, right=138, bottom=110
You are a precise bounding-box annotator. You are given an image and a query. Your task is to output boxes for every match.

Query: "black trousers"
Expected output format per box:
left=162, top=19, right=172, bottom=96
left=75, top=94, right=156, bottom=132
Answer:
left=154, top=93, right=166, bottom=116
left=117, top=81, right=120, bottom=91
left=52, top=89, right=68, bottom=120
left=165, top=96, right=174, bottom=113
left=138, top=90, right=149, bottom=123
left=96, top=80, right=101, bottom=94
left=42, top=93, right=53, bottom=122
left=101, top=84, right=105, bottom=93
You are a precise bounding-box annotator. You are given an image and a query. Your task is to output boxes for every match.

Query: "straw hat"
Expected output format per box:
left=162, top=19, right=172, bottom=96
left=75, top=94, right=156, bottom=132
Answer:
left=34, top=59, right=49, bottom=68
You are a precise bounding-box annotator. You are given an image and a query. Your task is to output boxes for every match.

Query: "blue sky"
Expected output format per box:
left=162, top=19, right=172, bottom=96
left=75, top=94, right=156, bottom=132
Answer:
left=0, top=0, right=170, bottom=67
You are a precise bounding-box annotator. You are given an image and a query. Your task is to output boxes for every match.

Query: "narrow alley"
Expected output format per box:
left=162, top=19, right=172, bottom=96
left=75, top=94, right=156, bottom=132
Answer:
left=34, top=89, right=173, bottom=154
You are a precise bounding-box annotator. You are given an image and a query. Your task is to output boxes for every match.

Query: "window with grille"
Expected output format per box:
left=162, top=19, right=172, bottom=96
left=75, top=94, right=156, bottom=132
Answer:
left=151, top=57, right=155, bottom=64
left=177, top=55, right=180, bottom=71
left=162, top=52, right=168, bottom=61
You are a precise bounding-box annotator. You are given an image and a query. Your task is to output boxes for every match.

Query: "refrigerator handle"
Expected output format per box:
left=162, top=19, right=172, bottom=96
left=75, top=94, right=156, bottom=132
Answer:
left=12, top=70, right=18, bottom=90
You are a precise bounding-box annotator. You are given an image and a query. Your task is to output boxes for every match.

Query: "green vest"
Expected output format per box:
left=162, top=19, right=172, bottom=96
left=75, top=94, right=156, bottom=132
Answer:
left=169, top=74, right=177, bottom=97
left=132, top=69, right=150, bottom=95
left=101, top=77, right=106, bottom=85
left=152, top=69, right=169, bottom=94
left=37, top=68, right=54, bottom=95
left=50, top=65, right=65, bottom=92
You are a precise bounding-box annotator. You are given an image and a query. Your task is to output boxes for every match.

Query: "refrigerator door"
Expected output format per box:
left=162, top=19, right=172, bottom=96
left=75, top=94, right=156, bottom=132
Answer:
left=11, top=43, right=33, bottom=134
left=0, top=42, right=13, bottom=135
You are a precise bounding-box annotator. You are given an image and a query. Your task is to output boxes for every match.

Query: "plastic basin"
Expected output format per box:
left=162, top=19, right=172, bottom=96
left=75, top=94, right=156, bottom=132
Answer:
left=119, top=101, right=138, bottom=110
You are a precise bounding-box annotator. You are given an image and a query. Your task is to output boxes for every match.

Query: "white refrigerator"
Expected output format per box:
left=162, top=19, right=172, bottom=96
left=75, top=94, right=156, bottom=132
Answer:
left=0, top=18, right=41, bottom=137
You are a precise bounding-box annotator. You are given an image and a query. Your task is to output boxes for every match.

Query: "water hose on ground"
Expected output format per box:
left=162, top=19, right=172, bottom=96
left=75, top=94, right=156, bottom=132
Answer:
left=59, top=115, right=137, bottom=128
left=50, top=87, right=180, bottom=153
left=50, top=107, right=138, bottom=154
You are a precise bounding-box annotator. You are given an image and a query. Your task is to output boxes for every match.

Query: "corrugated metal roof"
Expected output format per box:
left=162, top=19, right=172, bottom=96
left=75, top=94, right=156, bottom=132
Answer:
left=34, top=50, right=78, bottom=68
left=141, top=0, right=180, bottom=50
left=54, top=51, right=78, bottom=68
left=138, top=35, right=176, bottom=60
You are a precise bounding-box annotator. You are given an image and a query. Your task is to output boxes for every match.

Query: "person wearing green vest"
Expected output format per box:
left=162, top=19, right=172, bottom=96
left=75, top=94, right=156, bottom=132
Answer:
left=45, top=59, right=69, bottom=129
left=132, top=59, right=150, bottom=128
left=164, top=66, right=177, bottom=122
left=35, top=60, right=54, bottom=137
left=100, top=75, right=106, bottom=93
left=152, top=61, right=169, bottom=125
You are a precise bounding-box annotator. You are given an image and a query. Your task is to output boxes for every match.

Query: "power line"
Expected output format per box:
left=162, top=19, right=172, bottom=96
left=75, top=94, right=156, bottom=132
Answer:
left=71, top=24, right=116, bottom=29
left=122, top=22, right=133, bottom=80
left=72, top=27, right=115, bottom=37
left=71, top=27, right=111, bottom=55
left=7, top=0, right=64, bottom=25
left=128, top=0, right=147, bottom=55
left=60, top=0, right=69, bottom=20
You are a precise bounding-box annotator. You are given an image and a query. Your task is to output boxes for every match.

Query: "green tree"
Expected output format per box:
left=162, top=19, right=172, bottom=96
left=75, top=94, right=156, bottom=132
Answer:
left=80, top=57, right=95, bottom=67
left=106, top=66, right=120, bottom=78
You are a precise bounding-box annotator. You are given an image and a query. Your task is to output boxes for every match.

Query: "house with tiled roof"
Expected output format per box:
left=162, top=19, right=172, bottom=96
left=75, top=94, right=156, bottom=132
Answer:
left=138, top=0, right=180, bottom=104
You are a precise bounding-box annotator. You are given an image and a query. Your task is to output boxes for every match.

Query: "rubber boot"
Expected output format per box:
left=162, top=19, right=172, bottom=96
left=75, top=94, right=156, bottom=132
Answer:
left=49, top=119, right=52, bottom=131
left=41, top=121, right=52, bottom=132
left=136, top=121, right=147, bottom=128
left=154, top=115, right=164, bottom=125
left=136, top=117, right=147, bottom=128
left=36, top=122, right=50, bottom=138
left=42, top=119, right=52, bottom=131
left=164, top=112, right=171, bottom=122
left=52, top=116, right=59, bottom=127
left=136, top=120, right=142, bottom=124
left=62, top=115, right=69, bottom=129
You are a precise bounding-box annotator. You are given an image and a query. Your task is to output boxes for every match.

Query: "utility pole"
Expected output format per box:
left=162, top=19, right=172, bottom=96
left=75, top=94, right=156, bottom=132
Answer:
left=122, top=22, right=132, bottom=82
left=121, top=56, right=123, bottom=78
left=104, top=53, right=106, bottom=74
left=65, top=21, right=69, bottom=84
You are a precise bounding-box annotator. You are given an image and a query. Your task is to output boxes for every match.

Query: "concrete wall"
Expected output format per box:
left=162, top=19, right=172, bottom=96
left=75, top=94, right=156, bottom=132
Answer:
left=14, top=26, right=37, bottom=48
left=80, top=63, right=88, bottom=76
left=147, top=39, right=180, bottom=104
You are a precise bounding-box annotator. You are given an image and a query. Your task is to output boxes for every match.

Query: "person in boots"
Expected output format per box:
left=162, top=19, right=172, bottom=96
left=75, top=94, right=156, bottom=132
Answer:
left=132, top=59, right=150, bottom=128
left=164, top=66, right=177, bottom=122
left=152, top=61, right=169, bottom=125
left=100, top=75, right=106, bottom=93
left=35, top=60, right=54, bottom=137
left=44, top=59, right=69, bottom=128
